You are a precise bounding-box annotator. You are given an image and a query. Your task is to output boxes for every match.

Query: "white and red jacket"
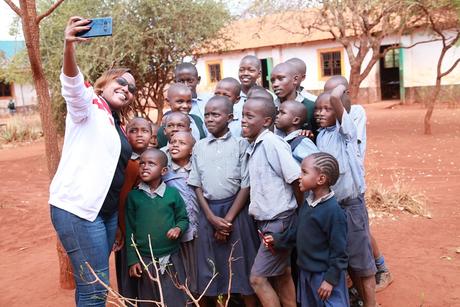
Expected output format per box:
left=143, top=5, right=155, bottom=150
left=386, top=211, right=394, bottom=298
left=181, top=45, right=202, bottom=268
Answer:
left=49, top=70, right=121, bottom=222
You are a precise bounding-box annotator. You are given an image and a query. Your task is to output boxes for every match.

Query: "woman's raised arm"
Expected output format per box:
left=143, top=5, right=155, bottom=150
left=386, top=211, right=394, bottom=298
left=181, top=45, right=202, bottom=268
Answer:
left=63, top=16, right=90, bottom=77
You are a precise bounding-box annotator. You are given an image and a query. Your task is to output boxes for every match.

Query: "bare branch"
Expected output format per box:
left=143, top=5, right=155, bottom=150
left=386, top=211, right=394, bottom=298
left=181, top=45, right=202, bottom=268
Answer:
left=440, top=58, right=460, bottom=78
left=37, top=0, right=65, bottom=23
left=400, top=38, right=443, bottom=49
left=224, top=240, right=240, bottom=307
left=3, top=0, right=22, bottom=17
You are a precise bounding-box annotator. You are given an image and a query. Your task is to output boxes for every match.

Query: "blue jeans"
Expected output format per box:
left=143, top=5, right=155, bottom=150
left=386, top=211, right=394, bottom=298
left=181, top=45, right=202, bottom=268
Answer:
left=51, top=206, right=118, bottom=307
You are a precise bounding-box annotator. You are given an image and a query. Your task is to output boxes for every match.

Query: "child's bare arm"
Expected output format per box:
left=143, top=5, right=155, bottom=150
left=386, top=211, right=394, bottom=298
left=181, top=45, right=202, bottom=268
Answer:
left=195, top=187, right=231, bottom=232
left=330, top=84, right=347, bottom=124
left=224, top=187, right=250, bottom=223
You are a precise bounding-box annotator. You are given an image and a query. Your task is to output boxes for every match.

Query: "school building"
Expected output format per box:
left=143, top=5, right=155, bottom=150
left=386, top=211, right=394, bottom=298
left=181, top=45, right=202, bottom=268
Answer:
left=195, top=12, right=460, bottom=104
left=0, top=40, right=37, bottom=114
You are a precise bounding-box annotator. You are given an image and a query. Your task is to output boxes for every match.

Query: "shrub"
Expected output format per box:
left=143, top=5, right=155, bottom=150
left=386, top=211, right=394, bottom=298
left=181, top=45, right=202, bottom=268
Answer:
left=0, top=114, right=43, bottom=143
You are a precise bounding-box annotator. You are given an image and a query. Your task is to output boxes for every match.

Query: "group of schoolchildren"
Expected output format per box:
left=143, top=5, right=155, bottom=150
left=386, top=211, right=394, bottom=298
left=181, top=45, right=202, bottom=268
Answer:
left=114, top=55, right=392, bottom=307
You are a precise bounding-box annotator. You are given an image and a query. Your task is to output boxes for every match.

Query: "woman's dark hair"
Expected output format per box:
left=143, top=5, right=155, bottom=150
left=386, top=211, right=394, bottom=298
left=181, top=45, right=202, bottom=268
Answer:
left=93, top=67, right=132, bottom=95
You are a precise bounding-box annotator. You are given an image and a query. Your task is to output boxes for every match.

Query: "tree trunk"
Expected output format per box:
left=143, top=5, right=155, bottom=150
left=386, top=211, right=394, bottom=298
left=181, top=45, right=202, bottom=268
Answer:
left=424, top=78, right=441, bottom=135
left=19, top=0, right=74, bottom=290
left=348, top=65, right=361, bottom=103
left=20, top=0, right=60, bottom=176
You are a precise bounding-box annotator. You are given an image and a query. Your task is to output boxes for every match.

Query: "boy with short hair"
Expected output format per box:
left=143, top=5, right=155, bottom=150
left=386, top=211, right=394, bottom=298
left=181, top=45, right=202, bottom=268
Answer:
left=238, top=55, right=262, bottom=101
left=242, top=96, right=302, bottom=307
left=275, top=100, right=319, bottom=163
left=214, top=77, right=243, bottom=136
left=271, top=63, right=315, bottom=131
left=285, top=57, right=318, bottom=103
left=125, top=148, right=189, bottom=306
left=115, top=117, right=152, bottom=299
left=157, top=83, right=206, bottom=147
left=162, top=131, right=199, bottom=294
left=188, top=96, right=259, bottom=306
left=149, top=122, right=159, bottom=148
left=175, top=62, right=210, bottom=120
left=160, top=112, right=192, bottom=162
left=315, top=87, right=377, bottom=307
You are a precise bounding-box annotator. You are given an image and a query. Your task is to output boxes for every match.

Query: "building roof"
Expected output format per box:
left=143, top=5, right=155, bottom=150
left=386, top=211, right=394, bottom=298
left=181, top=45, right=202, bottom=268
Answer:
left=0, top=40, right=25, bottom=59
left=199, top=10, right=332, bottom=54
left=198, top=7, right=458, bottom=55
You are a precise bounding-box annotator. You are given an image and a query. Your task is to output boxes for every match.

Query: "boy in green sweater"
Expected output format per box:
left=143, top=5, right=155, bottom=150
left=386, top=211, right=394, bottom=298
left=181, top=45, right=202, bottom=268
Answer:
left=125, top=148, right=189, bottom=306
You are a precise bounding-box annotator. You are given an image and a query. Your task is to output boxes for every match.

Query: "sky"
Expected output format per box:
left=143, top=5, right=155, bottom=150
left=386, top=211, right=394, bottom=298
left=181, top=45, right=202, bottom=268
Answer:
left=0, top=1, right=22, bottom=40
left=0, top=0, right=254, bottom=41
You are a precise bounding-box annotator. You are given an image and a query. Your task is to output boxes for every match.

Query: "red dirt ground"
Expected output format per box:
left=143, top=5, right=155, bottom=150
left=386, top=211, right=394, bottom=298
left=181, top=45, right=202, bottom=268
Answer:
left=0, top=102, right=459, bottom=306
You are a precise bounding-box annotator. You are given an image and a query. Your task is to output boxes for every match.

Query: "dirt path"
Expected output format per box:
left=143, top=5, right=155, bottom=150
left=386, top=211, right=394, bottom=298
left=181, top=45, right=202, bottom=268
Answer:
left=0, top=103, right=459, bottom=306
left=366, top=103, right=460, bottom=306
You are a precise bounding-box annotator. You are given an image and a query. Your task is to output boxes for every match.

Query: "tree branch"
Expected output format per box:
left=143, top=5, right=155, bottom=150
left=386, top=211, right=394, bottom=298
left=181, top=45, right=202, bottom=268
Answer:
left=440, top=58, right=460, bottom=78
left=37, top=0, right=65, bottom=23
left=400, top=38, right=443, bottom=49
left=3, top=0, right=22, bottom=17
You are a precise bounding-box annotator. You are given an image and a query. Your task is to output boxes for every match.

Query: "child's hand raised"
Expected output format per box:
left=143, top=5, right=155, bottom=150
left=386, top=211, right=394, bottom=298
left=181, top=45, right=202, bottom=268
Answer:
left=129, top=263, right=142, bottom=278
left=332, top=84, right=347, bottom=97
left=166, top=227, right=181, bottom=240
left=317, top=280, right=333, bottom=301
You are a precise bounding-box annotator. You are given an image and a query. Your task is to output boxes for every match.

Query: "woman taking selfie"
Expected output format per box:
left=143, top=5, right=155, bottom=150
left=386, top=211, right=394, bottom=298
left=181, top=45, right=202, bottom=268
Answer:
left=49, top=16, right=134, bottom=306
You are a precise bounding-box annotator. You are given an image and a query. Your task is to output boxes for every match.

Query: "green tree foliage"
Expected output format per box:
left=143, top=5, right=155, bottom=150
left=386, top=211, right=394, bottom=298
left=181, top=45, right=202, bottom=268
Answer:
left=7, top=0, right=230, bottom=129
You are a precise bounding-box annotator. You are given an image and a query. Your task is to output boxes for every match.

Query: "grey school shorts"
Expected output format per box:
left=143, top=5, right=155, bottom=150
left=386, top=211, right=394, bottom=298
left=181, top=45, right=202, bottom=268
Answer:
left=340, top=194, right=377, bottom=277
left=251, top=214, right=294, bottom=278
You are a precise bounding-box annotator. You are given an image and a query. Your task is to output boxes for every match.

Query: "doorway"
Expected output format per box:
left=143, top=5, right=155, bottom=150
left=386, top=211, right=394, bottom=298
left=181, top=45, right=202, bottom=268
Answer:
left=379, top=46, right=401, bottom=100
left=260, top=58, right=273, bottom=90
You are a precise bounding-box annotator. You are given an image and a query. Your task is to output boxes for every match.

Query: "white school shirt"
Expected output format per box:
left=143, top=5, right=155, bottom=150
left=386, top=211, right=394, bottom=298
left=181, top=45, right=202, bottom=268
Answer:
left=316, top=111, right=366, bottom=202
left=350, top=105, right=367, bottom=160
left=246, top=129, right=300, bottom=220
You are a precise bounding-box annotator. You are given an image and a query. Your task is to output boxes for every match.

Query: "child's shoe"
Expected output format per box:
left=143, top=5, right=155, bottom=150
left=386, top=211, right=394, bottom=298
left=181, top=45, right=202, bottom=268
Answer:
left=375, top=270, right=393, bottom=292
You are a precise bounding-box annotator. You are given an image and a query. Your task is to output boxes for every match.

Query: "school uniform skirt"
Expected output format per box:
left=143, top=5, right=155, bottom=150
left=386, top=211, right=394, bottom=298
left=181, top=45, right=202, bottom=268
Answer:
left=196, top=195, right=259, bottom=296
left=138, top=252, right=187, bottom=307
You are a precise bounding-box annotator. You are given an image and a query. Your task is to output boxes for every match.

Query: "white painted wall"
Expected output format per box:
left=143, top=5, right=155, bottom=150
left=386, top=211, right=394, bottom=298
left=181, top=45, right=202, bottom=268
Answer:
left=196, top=29, right=460, bottom=95
left=402, top=30, right=460, bottom=87
left=0, top=83, right=37, bottom=108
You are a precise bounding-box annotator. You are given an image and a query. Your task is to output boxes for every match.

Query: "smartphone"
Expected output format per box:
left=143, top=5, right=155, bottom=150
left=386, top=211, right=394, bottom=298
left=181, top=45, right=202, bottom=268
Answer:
left=77, top=17, right=112, bottom=38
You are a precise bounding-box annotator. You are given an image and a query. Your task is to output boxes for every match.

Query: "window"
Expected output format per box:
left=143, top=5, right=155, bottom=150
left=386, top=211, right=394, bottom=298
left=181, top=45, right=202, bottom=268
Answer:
left=384, top=49, right=399, bottom=69
left=319, top=49, right=343, bottom=78
left=208, top=63, right=222, bottom=83
left=0, top=81, right=12, bottom=97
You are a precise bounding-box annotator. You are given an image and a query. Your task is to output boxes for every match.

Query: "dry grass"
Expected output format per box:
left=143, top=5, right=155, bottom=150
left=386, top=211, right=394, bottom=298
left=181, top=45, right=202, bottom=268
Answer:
left=0, top=113, right=43, bottom=143
left=365, top=178, right=431, bottom=218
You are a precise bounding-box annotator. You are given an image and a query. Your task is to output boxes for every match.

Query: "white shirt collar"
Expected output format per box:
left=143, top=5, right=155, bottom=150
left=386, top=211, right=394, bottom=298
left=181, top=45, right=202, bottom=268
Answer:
left=306, top=190, right=335, bottom=208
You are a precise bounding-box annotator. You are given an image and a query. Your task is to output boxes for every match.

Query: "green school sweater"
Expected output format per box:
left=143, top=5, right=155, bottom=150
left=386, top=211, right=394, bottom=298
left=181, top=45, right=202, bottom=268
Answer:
left=125, top=187, right=189, bottom=266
